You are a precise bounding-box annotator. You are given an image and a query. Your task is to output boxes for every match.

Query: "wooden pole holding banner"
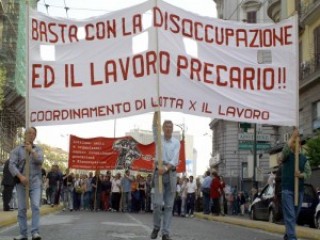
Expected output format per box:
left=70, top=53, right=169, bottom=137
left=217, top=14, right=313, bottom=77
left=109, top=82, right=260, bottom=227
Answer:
left=294, top=134, right=300, bottom=206
left=293, top=12, right=300, bottom=207
left=156, top=112, right=163, bottom=194
left=94, top=179, right=98, bottom=210
left=25, top=0, right=31, bottom=210
left=25, top=149, right=30, bottom=209
left=155, top=0, right=163, bottom=193
left=93, top=167, right=98, bottom=210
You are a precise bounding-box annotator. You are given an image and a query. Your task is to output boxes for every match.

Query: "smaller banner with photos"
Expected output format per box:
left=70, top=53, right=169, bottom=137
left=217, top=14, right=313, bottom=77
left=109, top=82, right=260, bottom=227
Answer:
left=68, top=135, right=186, bottom=172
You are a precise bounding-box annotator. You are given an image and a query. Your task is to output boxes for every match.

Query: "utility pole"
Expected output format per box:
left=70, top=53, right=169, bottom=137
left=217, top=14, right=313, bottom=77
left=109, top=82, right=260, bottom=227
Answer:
left=253, top=123, right=258, bottom=189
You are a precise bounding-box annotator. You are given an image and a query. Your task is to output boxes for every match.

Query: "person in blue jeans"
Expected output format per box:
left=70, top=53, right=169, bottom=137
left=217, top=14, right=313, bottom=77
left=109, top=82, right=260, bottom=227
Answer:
left=9, top=127, right=44, bottom=240
left=281, top=128, right=311, bottom=240
left=201, top=170, right=212, bottom=214
left=150, top=111, right=180, bottom=240
left=121, top=169, right=133, bottom=212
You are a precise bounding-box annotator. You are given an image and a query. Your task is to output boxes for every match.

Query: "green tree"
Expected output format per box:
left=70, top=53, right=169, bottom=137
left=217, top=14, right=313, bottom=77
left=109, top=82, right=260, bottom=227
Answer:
left=37, top=143, right=68, bottom=172
left=304, top=132, right=320, bottom=167
left=0, top=66, right=6, bottom=110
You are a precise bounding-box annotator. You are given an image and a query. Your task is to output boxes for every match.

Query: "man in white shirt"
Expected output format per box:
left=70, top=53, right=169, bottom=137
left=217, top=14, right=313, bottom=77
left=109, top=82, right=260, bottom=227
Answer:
left=150, top=111, right=180, bottom=240
left=186, top=176, right=197, bottom=217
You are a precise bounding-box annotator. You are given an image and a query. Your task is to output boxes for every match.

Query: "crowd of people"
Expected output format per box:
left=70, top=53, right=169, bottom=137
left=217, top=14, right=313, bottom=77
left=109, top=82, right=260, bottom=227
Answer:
left=42, top=166, right=250, bottom=218
left=2, top=162, right=251, bottom=217
left=197, top=170, right=248, bottom=217
left=44, top=166, right=154, bottom=213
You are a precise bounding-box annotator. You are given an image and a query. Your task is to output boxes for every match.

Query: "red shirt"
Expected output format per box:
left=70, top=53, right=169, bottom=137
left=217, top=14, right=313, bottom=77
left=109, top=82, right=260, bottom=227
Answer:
left=210, top=176, right=223, bottom=199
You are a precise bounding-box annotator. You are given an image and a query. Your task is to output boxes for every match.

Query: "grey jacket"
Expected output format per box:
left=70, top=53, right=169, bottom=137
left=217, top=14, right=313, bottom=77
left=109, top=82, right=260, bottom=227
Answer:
left=9, top=144, right=44, bottom=186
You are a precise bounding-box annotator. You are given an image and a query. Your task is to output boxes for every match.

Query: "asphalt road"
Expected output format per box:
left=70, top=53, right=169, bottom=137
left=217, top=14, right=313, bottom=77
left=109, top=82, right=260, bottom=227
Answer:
left=0, top=211, right=307, bottom=240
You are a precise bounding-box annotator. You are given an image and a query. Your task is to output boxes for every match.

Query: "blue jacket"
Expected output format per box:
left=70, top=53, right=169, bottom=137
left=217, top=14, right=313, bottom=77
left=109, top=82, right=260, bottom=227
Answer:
left=9, top=144, right=44, bottom=187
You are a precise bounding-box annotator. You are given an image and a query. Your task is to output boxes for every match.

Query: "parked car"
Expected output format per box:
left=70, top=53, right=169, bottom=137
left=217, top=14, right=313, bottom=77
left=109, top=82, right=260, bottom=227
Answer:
left=315, top=202, right=320, bottom=229
left=249, top=183, right=318, bottom=228
left=297, top=184, right=318, bottom=227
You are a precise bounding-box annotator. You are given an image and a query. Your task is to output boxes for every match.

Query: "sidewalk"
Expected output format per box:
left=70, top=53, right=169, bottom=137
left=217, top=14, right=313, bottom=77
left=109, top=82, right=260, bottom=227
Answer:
left=195, top=212, right=320, bottom=240
left=0, top=205, right=63, bottom=229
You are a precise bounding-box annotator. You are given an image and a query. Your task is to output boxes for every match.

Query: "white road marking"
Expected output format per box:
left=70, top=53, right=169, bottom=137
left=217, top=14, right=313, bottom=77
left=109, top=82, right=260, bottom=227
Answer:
left=126, top=213, right=153, bottom=233
left=101, top=222, right=142, bottom=227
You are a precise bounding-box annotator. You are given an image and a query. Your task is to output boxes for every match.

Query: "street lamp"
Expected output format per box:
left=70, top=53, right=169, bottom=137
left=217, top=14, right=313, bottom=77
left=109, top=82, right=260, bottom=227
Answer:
left=174, top=123, right=185, bottom=140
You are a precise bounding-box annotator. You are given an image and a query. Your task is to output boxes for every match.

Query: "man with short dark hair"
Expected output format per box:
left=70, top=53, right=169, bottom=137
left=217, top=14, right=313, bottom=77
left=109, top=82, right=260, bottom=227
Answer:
left=9, top=127, right=44, bottom=240
left=151, top=111, right=180, bottom=240
left=201, top=170, right=212, bottom=214
left=186, top=175, right=197, bottom=217
left=281, top=128, right=311, bottom=240
left=46, top=165, right=60, bottom=207
left=121, top=169, right=133, bottom=212
left=210, top=170, right=223, bottom=216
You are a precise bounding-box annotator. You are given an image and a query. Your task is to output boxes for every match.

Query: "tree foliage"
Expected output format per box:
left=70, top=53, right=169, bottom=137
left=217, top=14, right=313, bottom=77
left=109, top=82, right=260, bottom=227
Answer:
left=304, top=132, right=320, bottom=167
left=37, top=143, right=68, bottom=172
left=0, top=66, right=6, bottom=110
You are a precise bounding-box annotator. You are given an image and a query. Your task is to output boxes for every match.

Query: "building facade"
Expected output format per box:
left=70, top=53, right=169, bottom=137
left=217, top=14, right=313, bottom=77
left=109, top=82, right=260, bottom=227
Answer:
left=215, top=0, right=272, bottom=23
left=267, top=0, right=320, bottom=156
left=211, top=0, right=320, bottom=192
left=211, top=0, right=287, bottom=192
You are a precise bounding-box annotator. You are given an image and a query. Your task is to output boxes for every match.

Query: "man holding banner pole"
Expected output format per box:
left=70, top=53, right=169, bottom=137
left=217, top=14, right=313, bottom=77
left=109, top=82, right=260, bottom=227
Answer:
left=9, top=127, right=44, bottom=240
left=151, top=111, right=180, bottom=240
left=281, top=128, right=311, bottom=240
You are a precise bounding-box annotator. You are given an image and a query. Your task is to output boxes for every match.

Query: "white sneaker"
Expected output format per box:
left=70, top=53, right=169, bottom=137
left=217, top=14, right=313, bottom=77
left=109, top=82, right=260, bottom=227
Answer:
left=185, top=214, right=189, bottom=218
left=62, top=208, right=66, bottom=211
left=190, top=214, right=194, bottom=218
left=32, top=232, right=42, bottom=240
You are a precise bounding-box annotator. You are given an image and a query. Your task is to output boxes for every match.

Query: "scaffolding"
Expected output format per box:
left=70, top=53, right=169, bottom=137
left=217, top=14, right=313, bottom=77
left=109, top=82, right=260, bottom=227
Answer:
left=0, top=0, right=37, bottom=163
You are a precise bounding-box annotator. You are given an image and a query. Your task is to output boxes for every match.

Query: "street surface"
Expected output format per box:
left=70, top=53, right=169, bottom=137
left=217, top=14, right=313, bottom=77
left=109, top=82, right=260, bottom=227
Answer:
left=0, top=210, right=306, bottom=240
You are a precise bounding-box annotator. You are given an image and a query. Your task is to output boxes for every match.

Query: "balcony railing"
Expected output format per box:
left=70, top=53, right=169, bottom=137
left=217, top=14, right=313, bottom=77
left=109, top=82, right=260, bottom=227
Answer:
left=300, top=0, right=320, bottom=14
left=300, top=55, right=320, bottom=77
left=299, top=0, right=320, bottom=22
left=299, top=54, right=320, bottom=89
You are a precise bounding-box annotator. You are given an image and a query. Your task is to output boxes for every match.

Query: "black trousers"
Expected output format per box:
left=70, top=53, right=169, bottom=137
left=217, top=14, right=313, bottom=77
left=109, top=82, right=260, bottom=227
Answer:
left=2, top=185, right=14, bottom=210
left=186, top=193, right=196, bottom=215
left=173, top=196, right=182, bottom=215
left=211, top=198, right=220, bottom=215
left=111, top=192, right=121, bottom=211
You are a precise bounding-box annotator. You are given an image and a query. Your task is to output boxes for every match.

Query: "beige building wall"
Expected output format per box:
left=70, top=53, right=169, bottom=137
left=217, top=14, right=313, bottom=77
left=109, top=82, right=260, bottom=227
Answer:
left=301, top=18, right=320, bottom=61
left=299, top=1, right=320, bottom=138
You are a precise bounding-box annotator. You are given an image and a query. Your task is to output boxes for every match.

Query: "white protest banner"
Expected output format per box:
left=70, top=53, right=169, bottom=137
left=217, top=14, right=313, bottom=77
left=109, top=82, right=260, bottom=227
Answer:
left=29, top=0, right=298, bottom=126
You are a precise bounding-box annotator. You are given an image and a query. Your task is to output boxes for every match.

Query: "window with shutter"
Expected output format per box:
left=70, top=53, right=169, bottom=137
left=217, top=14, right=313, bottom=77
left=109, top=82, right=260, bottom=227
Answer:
left=247, top=11, right=257, bottom=24
left=312, top=100, right=320, bottom=130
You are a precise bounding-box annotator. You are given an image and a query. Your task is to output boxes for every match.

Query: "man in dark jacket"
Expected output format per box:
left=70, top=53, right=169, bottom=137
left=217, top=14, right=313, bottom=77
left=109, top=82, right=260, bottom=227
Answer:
left=1, top=159, right=15, bottom=211
left=281, top=128, right=311, bottom=240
